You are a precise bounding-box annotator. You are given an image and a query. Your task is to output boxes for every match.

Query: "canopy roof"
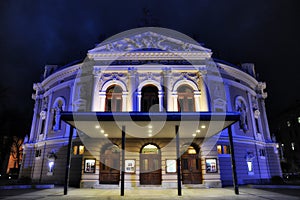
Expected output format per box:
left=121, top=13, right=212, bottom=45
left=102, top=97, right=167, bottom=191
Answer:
left=61, top=112, right=240, bottom=139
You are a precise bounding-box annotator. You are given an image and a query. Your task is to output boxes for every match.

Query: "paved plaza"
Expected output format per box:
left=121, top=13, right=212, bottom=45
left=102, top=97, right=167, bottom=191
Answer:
left=0, top=186, right=300, bottom=200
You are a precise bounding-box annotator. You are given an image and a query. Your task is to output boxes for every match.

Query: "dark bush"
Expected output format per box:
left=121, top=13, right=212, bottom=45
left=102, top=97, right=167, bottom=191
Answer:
left=271, top=176, right=284, bottom=185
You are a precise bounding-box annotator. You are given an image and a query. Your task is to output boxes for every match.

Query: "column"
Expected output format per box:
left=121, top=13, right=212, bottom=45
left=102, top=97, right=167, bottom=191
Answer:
left=260, top=99, right=271, bottom=141
left=172, top=92, right=178, bottom=112
left=29, top=95, right=40, bottom=143
left=43, top=92, right=53, bottom=140
left=122, top=92, right=128, bottom=112
left=137, top=92, right=142, bottom=112
left=91, top=68, right=101, bottom=111
left=121, top=126, right=126, bottom=196
left=158, top=91, right=164, bottom=112
left=247, top=92, right=258, bottom=139
left=64, top=127, right=74, bottom=195
left=175, top=125, right=182, bottom=196
left=99, top=92, right=106, bottom=111
left=128, top=67, right=136, bottom=111
left=194, top=91, right=201, bottom=111
left=228, top=126, right=239, bottom=195
left=199, top=74, right=209, bottom=111
left=163, top=68, right=172, bottom=111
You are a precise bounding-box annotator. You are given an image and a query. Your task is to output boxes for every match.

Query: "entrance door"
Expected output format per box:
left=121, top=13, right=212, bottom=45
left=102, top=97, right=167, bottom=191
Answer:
left=181, top=146, right=202, bottom=184
left=100, top=144, right=120, bottom=184
left=140, top=144, right=161, bottom=185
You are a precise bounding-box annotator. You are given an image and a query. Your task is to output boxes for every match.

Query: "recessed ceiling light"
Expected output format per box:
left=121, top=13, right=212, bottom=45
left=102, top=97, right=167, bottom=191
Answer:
left=196, top=129, right=201, bottom=133
left=201, top=125, right=206, bottom=129
left=192, top=133, right=196, bottom=137
left=148, top=125, right=153, bottom=129
left=100, top=130, right=105, bottom=133
left=148, top=133, right=152, bottom=137
left=104, top=134, right=108, bottom=137
left=95, top=125, right=100, bottom=129
left=148, top=130, right=152, bottom=133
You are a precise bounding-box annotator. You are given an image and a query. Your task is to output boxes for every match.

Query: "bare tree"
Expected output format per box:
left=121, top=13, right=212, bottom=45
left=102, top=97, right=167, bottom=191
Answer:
left=10, top=136, right=23, bottom=169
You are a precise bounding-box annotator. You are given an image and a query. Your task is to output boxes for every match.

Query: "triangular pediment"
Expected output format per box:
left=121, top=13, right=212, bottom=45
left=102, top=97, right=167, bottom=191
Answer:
left=88, top=30, right=211, bottom=54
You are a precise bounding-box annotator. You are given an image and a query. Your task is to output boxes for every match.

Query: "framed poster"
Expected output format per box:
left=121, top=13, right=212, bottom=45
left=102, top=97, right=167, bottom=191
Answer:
left=166, top=159, right=176, bottom=173
left=205, top=158, right=218, bottom=173
left=125, top=159, right=135, bottom=173
left=84, top=159, right=96, bottom=173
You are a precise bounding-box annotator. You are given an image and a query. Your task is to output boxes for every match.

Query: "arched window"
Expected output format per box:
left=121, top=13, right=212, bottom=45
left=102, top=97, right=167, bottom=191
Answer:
left=141, top=85, right=159, bottom=112
left=105, top=85, right=122, bottom=112
left=177, top=85, right=195, bottom=112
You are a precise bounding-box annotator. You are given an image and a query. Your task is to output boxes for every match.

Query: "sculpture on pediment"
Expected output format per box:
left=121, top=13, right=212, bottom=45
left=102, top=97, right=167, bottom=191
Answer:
left=91, top=31, right=210, bottom=53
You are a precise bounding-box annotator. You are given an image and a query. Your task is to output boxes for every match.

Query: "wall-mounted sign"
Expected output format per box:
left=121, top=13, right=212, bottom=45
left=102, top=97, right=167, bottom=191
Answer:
left=125, top=159, right=135, bottom=173
left=205, top=158, right=218, bottom=173
left=84, top=159, right=96, bottom=173
left=166, top=159, right=176, bottom=173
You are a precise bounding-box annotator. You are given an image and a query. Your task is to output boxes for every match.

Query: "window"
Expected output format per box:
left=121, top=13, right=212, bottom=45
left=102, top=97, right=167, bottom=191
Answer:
left=40, top=120, right=45, bottom=134
left=79, top=145, right=85, bottom=154
left=35, top=149, right=41, bottom=158
left=84, top=159, right=96, bottom=173
left=48, top=160, right=54, bottom=175
left=73, top=145, right=85, bottom=155
left=105, top=85, right=123, bottom=112
left=245, top=152, right=255, bottom=175
left=291, top=142, right=295, bottom=151
left=177, top=85, right=195, bottom=112
left=217, top=144, right=230, bottom=154
left=247, top=161, right=253, bottom=173
left=255, top=118, right=260, bottom=133
left=141, top=144, right=159, bottom=154
left=217, top=145, right=222, bottom=154
left=187, top=146, right=197, bottom=154
left=141, top=85, right=159, bottom=112
left=259, top=149, right=265, bottom=157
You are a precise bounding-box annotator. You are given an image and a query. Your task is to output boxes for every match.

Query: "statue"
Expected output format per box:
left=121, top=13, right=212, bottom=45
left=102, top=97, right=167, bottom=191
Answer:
left=53, top=105, right=62, bottom=131
left=236, top=100, right=248, bottom=132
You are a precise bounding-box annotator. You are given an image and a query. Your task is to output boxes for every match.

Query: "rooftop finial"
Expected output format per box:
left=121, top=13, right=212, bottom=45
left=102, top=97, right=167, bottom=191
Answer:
left=138, top=8, right=159, bottom=27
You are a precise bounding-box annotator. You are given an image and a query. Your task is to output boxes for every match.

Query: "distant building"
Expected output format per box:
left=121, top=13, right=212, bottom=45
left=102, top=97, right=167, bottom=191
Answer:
left=19, top=28, right=281, bottom=188
left=274, top=101, right=300, bottom=173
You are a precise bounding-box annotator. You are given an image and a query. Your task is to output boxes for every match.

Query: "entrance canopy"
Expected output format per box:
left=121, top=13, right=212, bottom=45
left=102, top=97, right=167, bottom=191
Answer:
left=61, top=112, right=240, bottom=138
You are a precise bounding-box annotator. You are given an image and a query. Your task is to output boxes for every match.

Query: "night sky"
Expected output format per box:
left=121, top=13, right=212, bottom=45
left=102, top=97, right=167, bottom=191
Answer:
left=0, top=0, right=299, bottom=136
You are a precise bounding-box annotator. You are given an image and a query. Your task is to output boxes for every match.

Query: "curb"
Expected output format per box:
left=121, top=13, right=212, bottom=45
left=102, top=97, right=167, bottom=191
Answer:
left=0, top=184, right=54, bottom=190
left=247, top=184, right=300, bottom=189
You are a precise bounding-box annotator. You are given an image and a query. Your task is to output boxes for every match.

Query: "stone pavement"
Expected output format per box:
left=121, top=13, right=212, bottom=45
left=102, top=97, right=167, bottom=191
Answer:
left=0, top=186, right=300, bottom=200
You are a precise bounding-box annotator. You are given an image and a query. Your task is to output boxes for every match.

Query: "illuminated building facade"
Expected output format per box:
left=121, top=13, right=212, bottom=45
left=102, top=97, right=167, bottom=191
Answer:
left=20, top=29, right=281, bottom=188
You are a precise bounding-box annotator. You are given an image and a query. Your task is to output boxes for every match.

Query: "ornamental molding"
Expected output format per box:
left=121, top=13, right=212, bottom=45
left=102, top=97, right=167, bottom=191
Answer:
left=41, top=63, right=82, bottom=90
left=171, top=72, right=199, bottom=90
left=88, top=31, right=212, bottom=60
left=217, top=63, right=258, bottom=90
left=138, top=72, right=162, bottom=84
left=98, top=73, right=128, bottom=92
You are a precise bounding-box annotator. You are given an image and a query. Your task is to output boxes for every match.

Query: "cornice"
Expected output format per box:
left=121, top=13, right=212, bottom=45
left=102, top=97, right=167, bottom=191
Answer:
left=41, top=63, right=82, bottom=90
left=88, top=51, right=211, bottom=60
left=217, top=63, right=258, bottom=90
